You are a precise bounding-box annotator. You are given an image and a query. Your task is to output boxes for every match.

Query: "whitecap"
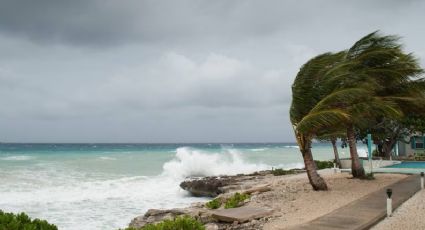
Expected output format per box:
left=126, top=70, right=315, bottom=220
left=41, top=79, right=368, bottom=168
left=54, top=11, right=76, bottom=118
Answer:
left=0, top=155, right=34, bottom=161
left=250, top=148, right=267, bottom=152
left=161, top=147, right=270, bottom=179
left=99, top=156, right=116, bottom=161
left=275, top=162, right=305, bottom=170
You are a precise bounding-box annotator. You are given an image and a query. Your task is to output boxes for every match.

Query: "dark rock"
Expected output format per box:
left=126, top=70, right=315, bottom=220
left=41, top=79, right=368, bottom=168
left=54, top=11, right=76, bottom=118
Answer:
left=180, top=177, right=236, bottom=197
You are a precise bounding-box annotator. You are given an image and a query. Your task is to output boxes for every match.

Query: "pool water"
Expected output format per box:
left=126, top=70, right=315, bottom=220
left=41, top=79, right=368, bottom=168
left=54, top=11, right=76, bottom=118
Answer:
left=385, top=161, right=425, bottom=168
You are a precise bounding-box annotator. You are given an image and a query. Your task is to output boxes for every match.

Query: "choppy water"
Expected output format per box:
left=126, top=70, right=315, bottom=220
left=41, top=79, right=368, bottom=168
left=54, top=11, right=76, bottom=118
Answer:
left=0, top=143, right=364, bottom=229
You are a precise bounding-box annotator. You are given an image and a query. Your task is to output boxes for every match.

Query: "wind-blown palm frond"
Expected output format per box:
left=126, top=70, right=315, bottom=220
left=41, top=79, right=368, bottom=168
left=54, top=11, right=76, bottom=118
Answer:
left=296, top=109, right=351, bottom=133
left=309, top=88, right=370, bottom=114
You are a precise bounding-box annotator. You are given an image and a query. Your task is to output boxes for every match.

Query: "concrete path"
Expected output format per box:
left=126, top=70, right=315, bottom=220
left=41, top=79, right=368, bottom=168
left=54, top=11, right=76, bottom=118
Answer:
left=288, top=174, right=421, bottom=230
left=212, top=206, right=273, bottom=223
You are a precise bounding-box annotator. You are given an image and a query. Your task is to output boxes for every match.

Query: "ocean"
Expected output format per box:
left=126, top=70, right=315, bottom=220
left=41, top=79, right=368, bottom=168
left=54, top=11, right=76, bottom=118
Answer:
left=0, top=143, right=366, bottom=230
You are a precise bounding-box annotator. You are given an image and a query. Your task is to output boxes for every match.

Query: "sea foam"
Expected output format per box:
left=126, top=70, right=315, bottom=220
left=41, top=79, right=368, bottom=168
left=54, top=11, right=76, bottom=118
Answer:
left=0, top=155, right=34, bottom=161
left=162, top=147, right=270, bottom=179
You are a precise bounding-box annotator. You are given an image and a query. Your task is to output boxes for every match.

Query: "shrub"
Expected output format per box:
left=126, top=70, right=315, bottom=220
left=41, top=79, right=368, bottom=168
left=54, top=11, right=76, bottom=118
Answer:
left=362, top=173, right=375, bottom=180
left=224, top=193, right=250, bottom=209
left=205, top=198, right=221, bottom=209
left=124, top=216, right=205, bottom=230
left=0, top=210, right=57, bottom=230
left=272, top=168, right=297, bottom=176
left=314, top=160, right=334, bottom=169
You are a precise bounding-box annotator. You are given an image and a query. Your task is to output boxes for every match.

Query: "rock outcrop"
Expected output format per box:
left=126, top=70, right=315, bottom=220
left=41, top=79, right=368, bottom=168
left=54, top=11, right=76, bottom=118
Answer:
left=179, top=170, right=273, bottom=197
left=179, top=177, right=236, bottom=197
left=129, top=170, right=283, bottom=229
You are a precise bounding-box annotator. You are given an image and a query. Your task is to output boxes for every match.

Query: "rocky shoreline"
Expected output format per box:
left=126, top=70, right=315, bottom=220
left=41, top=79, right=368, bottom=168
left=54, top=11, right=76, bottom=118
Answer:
left=129, top=170, right=293, bottom=229
left=127, top=170, right=407, bottom=230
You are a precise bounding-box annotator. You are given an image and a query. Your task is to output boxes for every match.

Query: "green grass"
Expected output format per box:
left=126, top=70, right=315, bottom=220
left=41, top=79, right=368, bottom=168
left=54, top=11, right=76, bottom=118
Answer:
left=314, top=160, right=334, bottom=169
left=124, top=216, right=205, bottom=230
left=224, top=193, right=250, bottom=209
left=271, top=168, right=297, bottom=176
left=362, top=172, right=375, bottom=180
left=0, top=210, right=57, bottom=230
left=205, top=198, right=221, bottom=209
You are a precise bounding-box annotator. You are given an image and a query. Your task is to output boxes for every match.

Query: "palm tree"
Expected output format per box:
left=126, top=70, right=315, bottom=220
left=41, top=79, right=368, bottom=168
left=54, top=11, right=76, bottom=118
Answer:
left=296, top=31, right=423, bottom=178
left=342, top=31, right=423, bottom=176
left=290, top=52, right=346, bottom=190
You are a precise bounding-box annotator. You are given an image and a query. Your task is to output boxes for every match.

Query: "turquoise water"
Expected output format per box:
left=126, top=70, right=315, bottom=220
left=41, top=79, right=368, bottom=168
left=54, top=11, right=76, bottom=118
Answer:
left=0, top=143, right=360, bottom=229
left=385, top=161, right=425, bottom=168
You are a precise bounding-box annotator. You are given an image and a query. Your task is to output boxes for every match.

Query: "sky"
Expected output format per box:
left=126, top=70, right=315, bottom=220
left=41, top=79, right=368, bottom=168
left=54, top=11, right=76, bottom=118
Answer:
left=0, top=0, right=424, bottom=143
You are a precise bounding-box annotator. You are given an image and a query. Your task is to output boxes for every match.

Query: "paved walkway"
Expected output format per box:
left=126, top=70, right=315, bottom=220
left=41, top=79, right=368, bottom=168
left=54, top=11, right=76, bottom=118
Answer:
left=288, top=174, right=421, bottom=230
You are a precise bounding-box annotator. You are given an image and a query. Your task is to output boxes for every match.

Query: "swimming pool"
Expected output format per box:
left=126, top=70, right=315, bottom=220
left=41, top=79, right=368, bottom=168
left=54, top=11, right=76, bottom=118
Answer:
left=385, top=161, right=425, bottom=168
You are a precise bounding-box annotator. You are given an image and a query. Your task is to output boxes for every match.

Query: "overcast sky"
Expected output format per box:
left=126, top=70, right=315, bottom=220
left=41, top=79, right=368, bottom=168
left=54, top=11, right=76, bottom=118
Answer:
left=0, top=0, right=424, bottom=143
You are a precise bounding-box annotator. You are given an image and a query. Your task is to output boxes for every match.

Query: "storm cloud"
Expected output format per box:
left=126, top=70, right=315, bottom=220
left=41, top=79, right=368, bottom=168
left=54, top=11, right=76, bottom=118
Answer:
left=0, top=0, right=424, bottom=142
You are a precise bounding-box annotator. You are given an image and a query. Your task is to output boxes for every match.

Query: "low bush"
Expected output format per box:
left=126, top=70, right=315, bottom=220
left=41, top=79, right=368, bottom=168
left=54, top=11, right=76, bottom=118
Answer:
left=125, top=216, right=205, bottom=230
left=224, top=193, right=250, bottom=209
left=0, top=210, right=57, bottom=230
left=205, top=198, right=221, bottom=209
left=271, top=168, right=297, bottom=176
left=362, top=173, right=375, bottom=180
left=314, top=160, right=334, bottom=169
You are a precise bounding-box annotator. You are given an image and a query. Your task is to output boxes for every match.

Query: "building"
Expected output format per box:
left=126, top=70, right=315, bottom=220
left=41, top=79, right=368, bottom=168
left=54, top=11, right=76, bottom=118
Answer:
left=398, top=135, right=425, bottom=157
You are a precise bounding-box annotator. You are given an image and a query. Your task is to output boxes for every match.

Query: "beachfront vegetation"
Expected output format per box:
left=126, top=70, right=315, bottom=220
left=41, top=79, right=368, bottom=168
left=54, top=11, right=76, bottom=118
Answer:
left=314, top=160, right=334, bottom=170
left=0, top=210, right=57, bottom=230
left=205, top=198, right=221, bottom=209
left=366, top=115, right=425, bottom=158
left=224, top=192, right=250, bottom=209
left=205, top=192, right=250, bottom=209
left=271, top=168, right=298, bottom=176
left=364, top=173, right=375, bottom=180
left=124, top=216, right=205, bottom=230
left=291, top=31, right=424, bottom=189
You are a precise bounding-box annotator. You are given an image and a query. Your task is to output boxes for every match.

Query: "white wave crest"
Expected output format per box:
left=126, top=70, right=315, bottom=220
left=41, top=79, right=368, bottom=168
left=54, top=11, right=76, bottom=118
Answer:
left=250, top=148, right=267, bottom=152
left=162, top=147, right=269, bottom=179
left=0, top=155, right=34, bottom=161
left=283, top=145, right=299, bottom=149
left=275, top=162, right=305, bottom=169
left=99, top=156, right=116, bottom=160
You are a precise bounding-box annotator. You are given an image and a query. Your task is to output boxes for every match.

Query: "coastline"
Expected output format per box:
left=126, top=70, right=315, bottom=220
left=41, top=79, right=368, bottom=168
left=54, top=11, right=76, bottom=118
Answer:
left=128, top=169, right=407, bottom=229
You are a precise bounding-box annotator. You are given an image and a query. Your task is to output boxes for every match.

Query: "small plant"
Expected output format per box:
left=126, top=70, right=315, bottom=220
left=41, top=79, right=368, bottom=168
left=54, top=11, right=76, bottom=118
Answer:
left=205, top=198, right=221, bottom=209
left=124, top=216, right=205, bottom=230
left=314, top=160, right=334, bottom=169
left=363, top=172, right=375, bottom=180
left=272, top=168, right=297, bottom=176
left=224, top=193, right=250, bottom=209
left=0, top=210, right=57, bottom=230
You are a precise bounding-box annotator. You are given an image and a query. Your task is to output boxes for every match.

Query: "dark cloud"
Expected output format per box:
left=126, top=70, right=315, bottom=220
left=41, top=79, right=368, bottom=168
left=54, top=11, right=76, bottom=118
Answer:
left=0, top=0, right=424, bottom=142
left=1, top=0, right=421, bottom=48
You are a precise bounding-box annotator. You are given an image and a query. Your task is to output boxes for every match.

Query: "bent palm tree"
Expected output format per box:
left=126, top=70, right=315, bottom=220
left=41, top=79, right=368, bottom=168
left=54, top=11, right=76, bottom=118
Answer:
left=290, top=52, right=346, bottom=190
left=297, top=31, right=423, bottom=178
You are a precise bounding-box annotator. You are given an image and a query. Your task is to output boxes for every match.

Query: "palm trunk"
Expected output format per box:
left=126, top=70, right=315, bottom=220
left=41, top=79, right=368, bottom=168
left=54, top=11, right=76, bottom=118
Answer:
left=382, top=128, right=400, bottom=159
left=331, top=138, right=341, bottom=168
left=346, top=125, right=365, bottom=178
left=296, top=133, right=328, bottom=190
left=382, top=139, right=396, bottom=159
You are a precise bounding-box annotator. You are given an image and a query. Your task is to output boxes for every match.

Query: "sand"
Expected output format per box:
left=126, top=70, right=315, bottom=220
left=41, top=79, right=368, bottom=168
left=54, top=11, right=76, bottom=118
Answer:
left=371, top=189, right=425, bottom=230
left=244, top=169, right=407, bottom=229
